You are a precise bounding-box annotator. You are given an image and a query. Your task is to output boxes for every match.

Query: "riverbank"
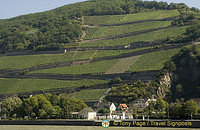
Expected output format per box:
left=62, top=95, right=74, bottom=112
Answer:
left=0, top=120, right=199, bottom=128
left=0, top=125, right=196, bottom=130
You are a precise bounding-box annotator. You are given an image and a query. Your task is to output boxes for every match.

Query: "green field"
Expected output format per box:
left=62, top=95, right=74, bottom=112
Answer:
left=93, top=47, right=151, bottom=59
left=79, top=26, right=188, bottom=47
left=106, top=56, right=141, bottom=74
left=67, top=89, right=108, bottom=101
left=84, top=10, right=179, bottom=25
left=0, top=50, right=96, bottom=69
left=84, top=21, right=172, bottom=40
left=128, top=48, right=181, bottom=72
left=0, top=47, right=150, bottom=70
left=0, top=78, right=108, bottom=94
left=31, top=59, right=118, bottom=74
left=0, top=125, right=193, bottom=130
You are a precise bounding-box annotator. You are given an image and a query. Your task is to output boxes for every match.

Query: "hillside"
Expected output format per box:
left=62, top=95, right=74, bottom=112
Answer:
left=0, top=0, right=191, bottom=53
left=0, top=0, right=200, bottom=103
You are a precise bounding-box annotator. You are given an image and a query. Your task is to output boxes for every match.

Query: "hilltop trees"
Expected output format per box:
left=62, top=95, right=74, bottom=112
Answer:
left=186, top=22, right=200, bottom=40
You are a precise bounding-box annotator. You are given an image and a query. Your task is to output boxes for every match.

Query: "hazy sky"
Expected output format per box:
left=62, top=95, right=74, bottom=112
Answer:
left=0, top=0, right=86, bottom=19
left=146, top=0, right=200, bottom=9
left=0, top=0, right=199, bottom=19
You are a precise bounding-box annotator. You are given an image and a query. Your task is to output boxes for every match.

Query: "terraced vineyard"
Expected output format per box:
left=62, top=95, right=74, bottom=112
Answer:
left=66, top=89, right=108, bottom=101
left=0, top=8, right=193, bottom=102
left=0, top=78, right=108, bottom=94
left=84, top=10, right=179, bottom=25
left=84, top=21, right=172, bottom=40
left=79, top=26, right=188, bottom=47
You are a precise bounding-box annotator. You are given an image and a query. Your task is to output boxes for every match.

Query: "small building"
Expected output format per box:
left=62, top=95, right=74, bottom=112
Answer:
left=119, top=104, right=129, bottom=112
left=110, top=103, right=116, bottom=114
left=71, top=112, right=79, bottom=119
left=93, top=102, right=112, bottom=111
left=88, top=112, right=96, bottom=120
left=79, top=107, right=96, bottom=120
left=124, top=44, right=130, bottom=48
left=133, top=98, right=157, bottom=110
left=119, top=104, right=129, bottom=119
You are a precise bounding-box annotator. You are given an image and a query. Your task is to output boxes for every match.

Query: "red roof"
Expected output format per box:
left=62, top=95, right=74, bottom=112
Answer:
left=120, top=104, right=128, bottom=108
left=120, top=104, right=129, bottom=112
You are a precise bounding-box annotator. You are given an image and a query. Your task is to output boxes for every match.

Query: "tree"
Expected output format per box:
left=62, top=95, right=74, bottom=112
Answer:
left=60, top=96, right=87, bottom=118
left=0, top=97, right=22, bottom=118
left=169, top=103, right=185, bottom=119
left=145, top=100, right=156, bottom=115
left=163, top=61, right=176, bottom=72
left=98, top=108, right=110, bottom=114
left=175, top=84, right=183, bottom=98
left=155, top=98, right=167, bottom=112
left=23, top=96, right=39, bottom=118
left=183, top=100, right=198, bottom=117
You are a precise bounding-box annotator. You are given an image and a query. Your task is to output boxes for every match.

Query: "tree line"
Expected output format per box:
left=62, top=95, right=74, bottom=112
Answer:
left=0, top=94, right=87, bottom=119
left=145, top=98, right=199, bottom=119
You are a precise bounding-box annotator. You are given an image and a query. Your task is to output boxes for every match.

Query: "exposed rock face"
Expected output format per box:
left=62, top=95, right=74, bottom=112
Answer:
left=157, top=72, right=173, bottom=98
left=159, top=72, right=173, bottom=88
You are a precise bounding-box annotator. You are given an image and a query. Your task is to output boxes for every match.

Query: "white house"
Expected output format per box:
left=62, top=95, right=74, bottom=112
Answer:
left=110, top=103, right=116, bottom=114
left=79, top=107, right=96, bottom=120
left=88, top=112, right=97, bottom=120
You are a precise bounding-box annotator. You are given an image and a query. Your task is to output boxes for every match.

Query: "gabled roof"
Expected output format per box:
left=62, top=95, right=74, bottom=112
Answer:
left=93, top=102, right=112, bottom=110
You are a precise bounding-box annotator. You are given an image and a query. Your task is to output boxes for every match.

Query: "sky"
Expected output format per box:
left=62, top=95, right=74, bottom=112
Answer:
left=0, top=0, right=199, bottom=19
left=0, top=0, right=87, bottom=19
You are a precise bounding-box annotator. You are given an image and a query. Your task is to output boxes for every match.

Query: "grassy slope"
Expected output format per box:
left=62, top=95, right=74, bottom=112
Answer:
left=0, top=9, right=189, bottom=94
left=79, top=26, right=188, bottom=47
left=69, top=89, right=108, bottom=101
left=93, top=47, right=151, bottom=58
left=0, top=78, right=108, bottom=94
left=0, top=47, right=149, bottom=70
left=84, top=10, right=179, bottom=25
left=128, top=48, right=181, bottom=72
left=0, top=50, right=96, bottom=69
left=31, top=59, right=118, bottom=74
left=84, top=21, right=172, bottom=40
left=105, top=55, right=141, bottom=74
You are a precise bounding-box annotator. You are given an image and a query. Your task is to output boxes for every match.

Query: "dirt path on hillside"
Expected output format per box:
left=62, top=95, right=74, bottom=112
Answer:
left=105, top=55, right=141, bottom=74
left=90, top=50, right=98, bottom=60
left=72, top=51, right=78, bottom=58
left=81, top=30, right=87, bottom=39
